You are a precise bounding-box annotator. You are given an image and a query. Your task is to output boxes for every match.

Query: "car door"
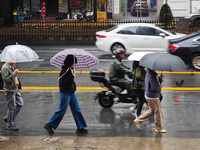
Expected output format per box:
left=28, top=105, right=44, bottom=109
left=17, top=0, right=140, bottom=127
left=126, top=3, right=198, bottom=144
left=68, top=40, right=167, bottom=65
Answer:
left=117, top=26, right=145, bottom=51
left=139, top=26, right=169, bottom=51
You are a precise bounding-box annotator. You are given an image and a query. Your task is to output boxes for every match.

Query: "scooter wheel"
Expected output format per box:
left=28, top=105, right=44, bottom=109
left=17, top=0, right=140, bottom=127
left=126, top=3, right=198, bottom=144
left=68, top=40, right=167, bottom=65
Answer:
left=98, top=91, right=114, bottom=108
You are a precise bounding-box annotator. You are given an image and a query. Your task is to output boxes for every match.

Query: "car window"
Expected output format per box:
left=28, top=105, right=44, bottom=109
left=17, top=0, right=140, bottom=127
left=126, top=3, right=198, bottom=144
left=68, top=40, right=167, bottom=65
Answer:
left=117, top=26, right=139, bottom=35
left=194, top=37, right=200, bottom=42
left=196, top=38, right=200, bottom=42
left=106, top=26, right=118, bottom=32
left=140, top=27, right=167, bottom=36
left=156, top=26, right=173, bottom=35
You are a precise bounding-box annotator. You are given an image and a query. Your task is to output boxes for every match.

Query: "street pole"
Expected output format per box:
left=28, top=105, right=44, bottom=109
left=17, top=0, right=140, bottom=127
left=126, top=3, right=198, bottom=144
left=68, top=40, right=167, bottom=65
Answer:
left=94, top=0, right=97, bottom=22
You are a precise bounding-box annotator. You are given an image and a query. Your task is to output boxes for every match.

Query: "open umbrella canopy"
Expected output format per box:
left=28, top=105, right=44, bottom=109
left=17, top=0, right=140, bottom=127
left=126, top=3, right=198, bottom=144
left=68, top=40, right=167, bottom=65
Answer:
left=128, top=52, right=155, bottom=61
left=0, top=44, right=39, bottom=63
left=139, top=53, right=186, bottom=71
left=50, top=48, right=99, bottom=69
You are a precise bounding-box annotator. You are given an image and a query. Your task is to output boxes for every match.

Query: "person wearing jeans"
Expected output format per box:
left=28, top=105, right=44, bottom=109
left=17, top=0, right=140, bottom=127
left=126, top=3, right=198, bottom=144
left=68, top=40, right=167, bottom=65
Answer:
left=44, top=55, right=88, bottom=134
left=134, top=69, right=166, bottom=133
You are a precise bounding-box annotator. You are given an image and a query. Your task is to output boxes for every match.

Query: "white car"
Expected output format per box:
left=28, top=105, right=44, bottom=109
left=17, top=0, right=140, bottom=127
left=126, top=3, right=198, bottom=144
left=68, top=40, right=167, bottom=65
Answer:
left=95, top=23, right=185, bottom=53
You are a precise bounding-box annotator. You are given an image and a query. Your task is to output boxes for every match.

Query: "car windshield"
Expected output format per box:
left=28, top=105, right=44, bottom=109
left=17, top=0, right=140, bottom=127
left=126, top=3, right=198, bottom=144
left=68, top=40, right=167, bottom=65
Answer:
left=106, top=26, right=118, bottom=32
left=156, top=26, right=176, bottom=35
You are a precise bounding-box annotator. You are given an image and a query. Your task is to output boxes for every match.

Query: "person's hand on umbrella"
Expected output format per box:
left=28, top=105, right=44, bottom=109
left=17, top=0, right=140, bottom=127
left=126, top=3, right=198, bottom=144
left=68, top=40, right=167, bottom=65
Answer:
left=160, top=74, right=164, bottom=80
left=14, top=69, right=19, bottom=75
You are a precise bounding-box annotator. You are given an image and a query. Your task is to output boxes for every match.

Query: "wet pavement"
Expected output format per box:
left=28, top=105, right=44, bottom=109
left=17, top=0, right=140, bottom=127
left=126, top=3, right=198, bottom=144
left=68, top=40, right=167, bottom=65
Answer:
left=0, top=90, right=200, bottom=138
left=0, top=90, right=200, bottom=149
left=0, top=45, right=200, bottom=149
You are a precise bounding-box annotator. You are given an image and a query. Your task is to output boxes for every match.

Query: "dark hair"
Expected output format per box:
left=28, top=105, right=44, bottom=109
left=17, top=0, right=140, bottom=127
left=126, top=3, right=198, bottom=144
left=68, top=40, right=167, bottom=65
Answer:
left=63, top=54, right=77, bottom=68
left=132, top=61, right=139, bottom=70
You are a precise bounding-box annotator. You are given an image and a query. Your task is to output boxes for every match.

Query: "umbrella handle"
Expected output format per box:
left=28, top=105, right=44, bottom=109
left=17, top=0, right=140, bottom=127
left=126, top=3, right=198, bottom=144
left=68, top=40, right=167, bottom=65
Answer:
left=159, top=71, right=164, bottom=84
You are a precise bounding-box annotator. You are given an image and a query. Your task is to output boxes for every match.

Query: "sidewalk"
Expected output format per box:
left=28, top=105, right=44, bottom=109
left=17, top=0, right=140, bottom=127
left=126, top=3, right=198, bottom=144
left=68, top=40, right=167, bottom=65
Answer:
left=0, top=136, right=199, bottom=150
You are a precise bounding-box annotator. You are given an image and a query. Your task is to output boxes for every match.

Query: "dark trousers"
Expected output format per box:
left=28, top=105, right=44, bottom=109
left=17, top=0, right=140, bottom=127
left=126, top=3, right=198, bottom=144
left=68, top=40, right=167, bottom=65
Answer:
left=110, top=78, right=133, bottom=96
left=135, top=90, right=146, bottom=117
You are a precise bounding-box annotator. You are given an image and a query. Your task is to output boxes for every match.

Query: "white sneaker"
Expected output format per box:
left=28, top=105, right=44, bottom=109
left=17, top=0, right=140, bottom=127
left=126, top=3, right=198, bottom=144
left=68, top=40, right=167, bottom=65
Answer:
left=129, top=107, right=136, bottom=113
left=136, top=115, right=140, bottom=118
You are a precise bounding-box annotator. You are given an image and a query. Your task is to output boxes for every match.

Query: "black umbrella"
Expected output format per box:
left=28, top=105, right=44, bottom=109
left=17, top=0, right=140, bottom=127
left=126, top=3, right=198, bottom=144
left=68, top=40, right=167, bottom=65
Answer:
left=139, top=53, right=186, bottom=71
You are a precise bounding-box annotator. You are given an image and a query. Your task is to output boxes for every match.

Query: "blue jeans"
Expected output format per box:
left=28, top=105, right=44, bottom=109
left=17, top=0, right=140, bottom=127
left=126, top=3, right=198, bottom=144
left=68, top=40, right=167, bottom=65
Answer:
left=46, top=92, right=87, bottom=130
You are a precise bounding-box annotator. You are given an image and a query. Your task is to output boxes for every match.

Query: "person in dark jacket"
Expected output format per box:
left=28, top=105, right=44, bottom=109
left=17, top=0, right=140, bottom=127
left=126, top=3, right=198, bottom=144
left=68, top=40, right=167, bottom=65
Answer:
left=109, top=48, right=133, bottom=95
left=44, top=55, right=88, bottom=134
left=129, top=61, right=146, bottom=118
left=134, top=69, right=166, bottom=133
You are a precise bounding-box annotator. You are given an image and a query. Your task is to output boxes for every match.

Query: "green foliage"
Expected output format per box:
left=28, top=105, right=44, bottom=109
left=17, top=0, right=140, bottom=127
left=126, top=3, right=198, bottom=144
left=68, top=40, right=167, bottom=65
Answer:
left=121, top=0, right=125, bottom=14
left=159, top=4, right=173, bottom=25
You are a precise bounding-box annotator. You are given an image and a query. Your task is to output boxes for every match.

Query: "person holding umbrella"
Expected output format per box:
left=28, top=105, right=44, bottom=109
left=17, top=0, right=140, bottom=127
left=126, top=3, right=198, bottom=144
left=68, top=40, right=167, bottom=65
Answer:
left=44, top=54, right=88, bottom=134
left=134, top=68, right=166, bottom=133
left=133, top=53, right=186, bottom=133
left=1, top=61, right=23, bottom=131
left=0, top=44, right=39, bottom=131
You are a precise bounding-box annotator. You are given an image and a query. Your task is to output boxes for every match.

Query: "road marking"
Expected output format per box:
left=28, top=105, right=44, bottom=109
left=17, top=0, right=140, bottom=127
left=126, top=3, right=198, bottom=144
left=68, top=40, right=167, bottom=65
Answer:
left=16, top=71, right=200, bottom=74
left=163, top=87, right=200, bottom=90
left=0, top=87, right=197, bottom=91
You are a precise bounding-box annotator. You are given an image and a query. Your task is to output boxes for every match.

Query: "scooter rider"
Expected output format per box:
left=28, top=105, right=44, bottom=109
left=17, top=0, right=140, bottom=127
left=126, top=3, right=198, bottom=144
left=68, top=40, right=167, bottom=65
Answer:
left=109, top=48, right=133, bottom=96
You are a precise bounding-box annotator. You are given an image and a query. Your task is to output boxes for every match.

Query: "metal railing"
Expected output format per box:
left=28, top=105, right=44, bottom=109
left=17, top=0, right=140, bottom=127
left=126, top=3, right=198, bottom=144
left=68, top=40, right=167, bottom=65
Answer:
left=0, top=19, right=199, bottom=38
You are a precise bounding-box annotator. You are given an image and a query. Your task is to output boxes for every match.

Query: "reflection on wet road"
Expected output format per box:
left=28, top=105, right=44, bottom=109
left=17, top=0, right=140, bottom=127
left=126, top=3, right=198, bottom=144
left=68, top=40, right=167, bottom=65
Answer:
left=0, top=90, right=199, bottom=138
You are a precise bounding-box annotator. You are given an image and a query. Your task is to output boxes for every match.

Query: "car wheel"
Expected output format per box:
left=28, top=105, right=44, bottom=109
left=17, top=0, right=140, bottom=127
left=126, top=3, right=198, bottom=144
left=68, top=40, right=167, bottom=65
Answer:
left=191, top=54, right=200, bottom=70
left=111, top=43, right=125, bottom=54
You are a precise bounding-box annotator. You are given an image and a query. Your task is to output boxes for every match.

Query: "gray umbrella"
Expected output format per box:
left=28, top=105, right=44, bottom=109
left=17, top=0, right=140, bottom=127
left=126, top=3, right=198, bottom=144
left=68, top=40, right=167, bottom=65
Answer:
left=139, top=53, right=186, bottom=71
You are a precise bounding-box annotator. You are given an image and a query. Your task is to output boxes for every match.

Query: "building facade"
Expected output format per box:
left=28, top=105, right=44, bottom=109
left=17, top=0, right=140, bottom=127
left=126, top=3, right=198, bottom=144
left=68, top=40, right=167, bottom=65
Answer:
left=21, top=0, right=116, bottom=20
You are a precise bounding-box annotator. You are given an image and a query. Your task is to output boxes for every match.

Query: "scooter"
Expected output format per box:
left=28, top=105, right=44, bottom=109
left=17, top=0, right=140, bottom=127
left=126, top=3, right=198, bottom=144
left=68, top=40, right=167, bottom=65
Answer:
left=85, top=10, right=93, bottom=21
left=90, top=69, right=138, bottom=108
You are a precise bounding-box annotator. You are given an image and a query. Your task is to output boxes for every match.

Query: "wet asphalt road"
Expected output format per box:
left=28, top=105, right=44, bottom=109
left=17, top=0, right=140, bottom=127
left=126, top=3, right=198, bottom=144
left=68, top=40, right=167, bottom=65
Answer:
left=0, top=45, right=200, bottom=139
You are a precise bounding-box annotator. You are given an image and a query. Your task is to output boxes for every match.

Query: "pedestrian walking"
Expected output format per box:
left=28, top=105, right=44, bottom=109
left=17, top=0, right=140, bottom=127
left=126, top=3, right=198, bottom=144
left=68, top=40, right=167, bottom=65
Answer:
left=129, top=61, right=146, bottom=118
left=134, top=69, right=166, bottom=133
left=44, top=55, right=88, bottom=134
left=1, top=62, right=24, bottom=131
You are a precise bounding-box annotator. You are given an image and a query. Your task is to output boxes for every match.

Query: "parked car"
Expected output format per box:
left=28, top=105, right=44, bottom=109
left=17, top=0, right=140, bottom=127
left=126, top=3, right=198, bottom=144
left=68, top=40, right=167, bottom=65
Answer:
left=95, top=23, right=185, bottom=53
left=131, top=1, right=149, bottom=17
left=169, top=31, right=200, bottom=70
left=177, top=13, right=200, bottom=29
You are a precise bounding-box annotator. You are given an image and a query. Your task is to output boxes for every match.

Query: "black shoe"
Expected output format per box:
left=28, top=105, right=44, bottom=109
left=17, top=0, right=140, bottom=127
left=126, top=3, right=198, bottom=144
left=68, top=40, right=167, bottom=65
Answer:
left=3, top=117, right=7, bottom=123
left=76, top=128, right=89, bottom=134
left=6, top=126, right=19, bottom=131
left=44, top=124, right=54, bottom=134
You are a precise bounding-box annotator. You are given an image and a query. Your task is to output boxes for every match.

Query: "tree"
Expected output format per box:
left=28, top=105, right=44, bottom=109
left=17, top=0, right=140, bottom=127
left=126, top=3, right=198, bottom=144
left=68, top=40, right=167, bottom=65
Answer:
left=159, top=4, right=173, bottom=29
left=121, top=0, right=125, bottom=15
